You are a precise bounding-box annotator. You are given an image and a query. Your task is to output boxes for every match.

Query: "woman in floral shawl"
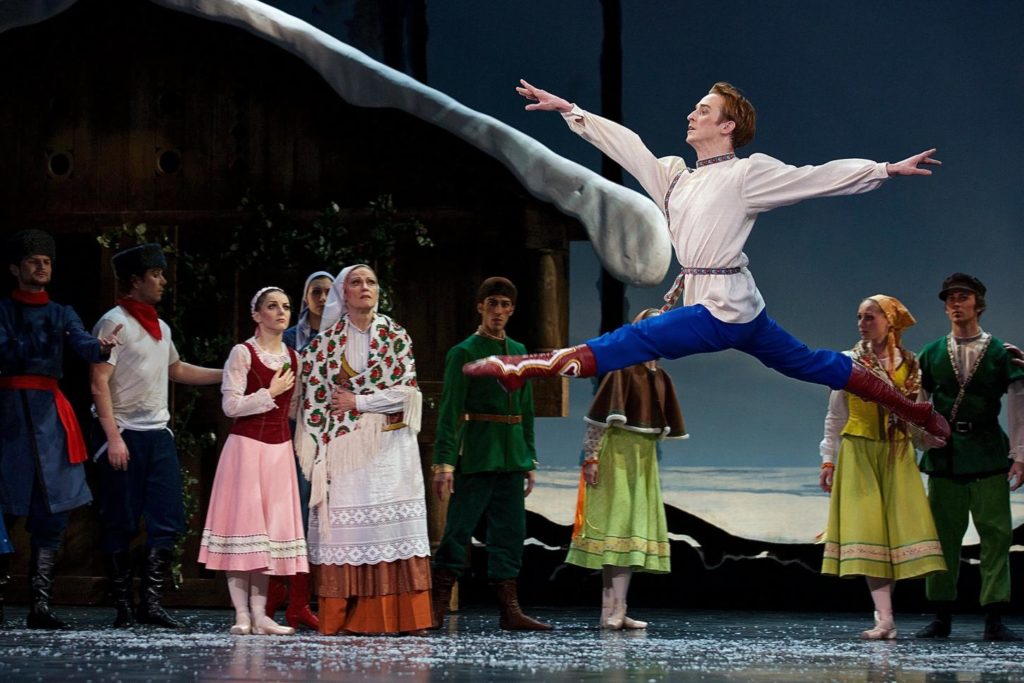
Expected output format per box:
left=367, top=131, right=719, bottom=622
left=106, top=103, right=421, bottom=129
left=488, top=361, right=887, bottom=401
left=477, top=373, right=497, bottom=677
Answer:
left=294, top=264, right=431, bottom=634
left=818, top=295, right=946, bottom=640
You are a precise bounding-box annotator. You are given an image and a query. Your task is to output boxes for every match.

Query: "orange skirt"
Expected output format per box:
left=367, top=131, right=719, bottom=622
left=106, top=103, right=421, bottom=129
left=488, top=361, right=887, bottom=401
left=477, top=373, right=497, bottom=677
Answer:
left=319, top=590, right=433, bottom=634
left=316, top=556, right=433, bottom=634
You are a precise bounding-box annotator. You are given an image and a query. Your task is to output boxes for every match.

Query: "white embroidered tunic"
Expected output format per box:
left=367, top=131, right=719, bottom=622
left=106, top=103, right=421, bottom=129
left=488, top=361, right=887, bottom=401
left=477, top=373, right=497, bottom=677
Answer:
left=562, top=106, right=890, bottom=323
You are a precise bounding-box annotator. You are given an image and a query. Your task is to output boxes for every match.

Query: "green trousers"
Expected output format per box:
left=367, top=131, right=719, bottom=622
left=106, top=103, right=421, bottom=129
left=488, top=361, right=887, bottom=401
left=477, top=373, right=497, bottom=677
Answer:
left=925, top=472, right=1012, bottom=606
left=433, top=471, right=526, bottom=581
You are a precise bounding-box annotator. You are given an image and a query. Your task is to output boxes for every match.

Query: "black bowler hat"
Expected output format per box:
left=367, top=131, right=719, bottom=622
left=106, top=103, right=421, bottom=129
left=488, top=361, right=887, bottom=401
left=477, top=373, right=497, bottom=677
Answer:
left=6, top=229, right=56, bottom=265
left=938, top=272, right=986, bottom=301
left=111, top=243, right=167, bottom=281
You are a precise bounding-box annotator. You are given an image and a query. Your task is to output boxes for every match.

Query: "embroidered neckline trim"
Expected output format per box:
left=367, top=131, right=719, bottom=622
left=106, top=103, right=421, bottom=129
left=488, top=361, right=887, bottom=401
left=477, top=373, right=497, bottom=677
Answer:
left=475, top=326, right=506, bottom=342
left=696, top=153, right=736, bottom=168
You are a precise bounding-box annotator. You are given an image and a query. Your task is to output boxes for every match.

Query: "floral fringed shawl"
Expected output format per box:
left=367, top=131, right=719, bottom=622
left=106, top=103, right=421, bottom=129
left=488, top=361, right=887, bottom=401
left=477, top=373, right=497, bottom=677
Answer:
left=294, top=314, right=422, bottom=513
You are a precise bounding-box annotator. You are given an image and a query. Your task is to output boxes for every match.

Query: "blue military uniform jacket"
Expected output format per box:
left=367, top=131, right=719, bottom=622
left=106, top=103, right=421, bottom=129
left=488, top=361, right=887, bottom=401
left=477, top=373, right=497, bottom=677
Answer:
left=0, top=296, right=104, bottom=514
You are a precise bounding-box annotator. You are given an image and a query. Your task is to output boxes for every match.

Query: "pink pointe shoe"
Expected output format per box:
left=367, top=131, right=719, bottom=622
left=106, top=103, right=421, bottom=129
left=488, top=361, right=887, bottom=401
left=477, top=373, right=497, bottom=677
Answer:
left=229, top=612, right=251, bottom=636
left=253, top=615, right=296, bottom=636
left=623, top=615, right=648, bottom=630
left=861, top=611, right=897, bottom=640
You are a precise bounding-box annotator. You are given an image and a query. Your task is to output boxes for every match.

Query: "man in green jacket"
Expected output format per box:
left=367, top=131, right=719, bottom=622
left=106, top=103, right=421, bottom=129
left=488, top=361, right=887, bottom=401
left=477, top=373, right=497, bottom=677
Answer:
left=916, top=273, right=1024, bottom=641
left=430, top=277, right=551, bottom=631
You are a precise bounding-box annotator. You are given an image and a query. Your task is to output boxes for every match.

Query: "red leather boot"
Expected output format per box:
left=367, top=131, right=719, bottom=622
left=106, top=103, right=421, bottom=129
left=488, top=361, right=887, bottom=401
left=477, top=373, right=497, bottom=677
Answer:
left=264, top=575, right=288, bottom=620
left=462, top=345, right=598, bottom=392
left=284, top=573, right=319, bottom=631
left=844, top=364, right=950, bottom=439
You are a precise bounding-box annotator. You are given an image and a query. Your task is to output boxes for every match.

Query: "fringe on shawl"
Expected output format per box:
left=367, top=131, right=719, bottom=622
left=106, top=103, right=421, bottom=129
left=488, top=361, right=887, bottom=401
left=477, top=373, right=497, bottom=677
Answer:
left=297, top=386, right=423, bottom=542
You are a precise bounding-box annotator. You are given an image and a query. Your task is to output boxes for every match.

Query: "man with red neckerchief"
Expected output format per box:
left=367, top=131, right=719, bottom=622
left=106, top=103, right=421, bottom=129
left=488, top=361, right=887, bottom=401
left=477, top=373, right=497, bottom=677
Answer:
left=90, top=243, right=221, bottom=630
left=0, top=229, right=119, bottom=630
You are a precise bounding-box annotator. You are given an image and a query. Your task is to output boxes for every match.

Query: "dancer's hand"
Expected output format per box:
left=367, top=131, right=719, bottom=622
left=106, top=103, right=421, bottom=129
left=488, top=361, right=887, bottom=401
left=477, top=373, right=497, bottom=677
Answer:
left=919, top=432, right=947, bottom=450
left=107, top=436, right=130, bottom=471
left=97, top=323, right=123, bottom=354
left=583, top=462, right=599, bottom=486
left=819, top=466, right=833, bottom=493
left=433, top=471, right=454, bottom=499
left=524, top=470, right=535, bottom=497
left=886, top=149, right=941, bottom=176
left=330, top=388, right=357, bottom=416
left=1010, top=461, right=1024, bottom=492
left=269, top=366, right=295, bottom=397
left=516, top=79, right=573, bottom=113
left=1005, top=342, right=1024, bottom=368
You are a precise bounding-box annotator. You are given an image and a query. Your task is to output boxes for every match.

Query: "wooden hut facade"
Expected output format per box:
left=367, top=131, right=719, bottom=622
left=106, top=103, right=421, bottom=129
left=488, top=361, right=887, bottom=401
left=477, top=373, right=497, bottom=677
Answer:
left=0, top=0, right=667, bottom=606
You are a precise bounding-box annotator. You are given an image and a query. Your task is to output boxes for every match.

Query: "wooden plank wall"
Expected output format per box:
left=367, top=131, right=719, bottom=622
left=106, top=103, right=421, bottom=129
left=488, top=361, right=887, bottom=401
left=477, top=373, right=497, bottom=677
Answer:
left=0, top=0, right=576, bottom=605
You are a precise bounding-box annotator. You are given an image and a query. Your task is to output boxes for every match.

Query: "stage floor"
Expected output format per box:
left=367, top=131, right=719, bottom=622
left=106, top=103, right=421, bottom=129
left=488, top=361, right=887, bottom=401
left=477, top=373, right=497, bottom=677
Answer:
left=1, top=606, right=1022, bottom=681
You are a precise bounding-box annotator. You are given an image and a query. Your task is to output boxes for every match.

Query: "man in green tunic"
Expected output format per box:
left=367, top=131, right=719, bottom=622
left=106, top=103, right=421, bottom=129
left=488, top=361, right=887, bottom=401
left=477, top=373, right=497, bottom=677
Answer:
left=430, top=277, right=551, bottom=631
left=916, top=273, right=1024, bottom=641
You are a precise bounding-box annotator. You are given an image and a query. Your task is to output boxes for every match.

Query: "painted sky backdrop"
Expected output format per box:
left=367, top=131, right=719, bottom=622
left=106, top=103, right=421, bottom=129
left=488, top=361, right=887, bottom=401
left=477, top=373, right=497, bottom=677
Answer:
left=269, top=0, right=1024, bottom=468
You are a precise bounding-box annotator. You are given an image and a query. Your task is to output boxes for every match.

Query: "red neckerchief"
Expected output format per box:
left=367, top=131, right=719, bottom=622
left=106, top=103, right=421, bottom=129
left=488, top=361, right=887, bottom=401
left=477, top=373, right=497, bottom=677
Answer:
left=11, top=289, right=49, bottom=306
left=117, top=296, right=162, bottom=341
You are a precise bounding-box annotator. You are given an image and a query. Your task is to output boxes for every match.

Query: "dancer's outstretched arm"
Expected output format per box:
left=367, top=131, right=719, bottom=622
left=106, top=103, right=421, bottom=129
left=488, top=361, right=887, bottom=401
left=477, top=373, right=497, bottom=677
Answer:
left=515, top=78, right=682, bottom=203
left=885, top=149, right=941, bottom=176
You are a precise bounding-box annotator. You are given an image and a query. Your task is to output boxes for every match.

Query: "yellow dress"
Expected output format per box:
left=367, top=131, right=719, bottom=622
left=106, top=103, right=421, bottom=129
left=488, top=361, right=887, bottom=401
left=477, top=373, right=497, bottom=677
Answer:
left=821, top=362, right=946, bottom=580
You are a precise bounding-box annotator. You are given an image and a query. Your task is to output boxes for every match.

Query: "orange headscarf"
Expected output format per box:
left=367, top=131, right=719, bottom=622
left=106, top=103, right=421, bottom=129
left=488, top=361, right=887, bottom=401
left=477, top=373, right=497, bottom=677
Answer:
left=866, top=294, right=916, bottom=347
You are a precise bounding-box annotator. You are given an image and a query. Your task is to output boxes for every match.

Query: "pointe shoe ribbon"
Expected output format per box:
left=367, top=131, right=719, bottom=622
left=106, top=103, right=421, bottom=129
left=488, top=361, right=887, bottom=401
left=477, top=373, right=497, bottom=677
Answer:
left=462, top=345, right=597, bottom=393
left=603, top=600, right=626, bottom=630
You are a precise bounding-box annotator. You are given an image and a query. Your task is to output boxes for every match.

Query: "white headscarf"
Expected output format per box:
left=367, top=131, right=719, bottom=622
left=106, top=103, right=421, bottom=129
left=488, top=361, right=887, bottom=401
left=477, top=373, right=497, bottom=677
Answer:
left=320, top=263, right=374, bottom=331
left=295, top=270, right=334, bottom=350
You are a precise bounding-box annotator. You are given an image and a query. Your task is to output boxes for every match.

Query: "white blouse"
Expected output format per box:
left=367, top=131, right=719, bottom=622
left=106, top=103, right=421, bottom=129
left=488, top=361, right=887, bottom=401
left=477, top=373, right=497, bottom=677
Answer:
left=221, top=338, right=298, bottom=419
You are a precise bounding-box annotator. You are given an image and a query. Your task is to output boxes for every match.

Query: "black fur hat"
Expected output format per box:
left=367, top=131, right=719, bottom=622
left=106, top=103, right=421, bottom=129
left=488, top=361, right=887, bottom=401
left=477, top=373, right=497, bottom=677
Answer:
left=6, top=229, right=55, bottom=265
left=111, top=243, right=167, bottom=282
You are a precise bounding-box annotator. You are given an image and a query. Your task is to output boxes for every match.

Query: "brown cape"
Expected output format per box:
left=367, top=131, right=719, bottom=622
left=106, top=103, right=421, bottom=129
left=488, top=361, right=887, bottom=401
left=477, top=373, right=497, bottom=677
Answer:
left=584, top=364, right=686, bottom=438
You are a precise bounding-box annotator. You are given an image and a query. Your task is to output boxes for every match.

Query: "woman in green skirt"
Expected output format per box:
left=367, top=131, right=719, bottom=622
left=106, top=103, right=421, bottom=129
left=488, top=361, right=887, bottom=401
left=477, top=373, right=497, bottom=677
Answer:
left=566, top=308, right=687, bottom=630
left=818, top=295, right=946, bottom=639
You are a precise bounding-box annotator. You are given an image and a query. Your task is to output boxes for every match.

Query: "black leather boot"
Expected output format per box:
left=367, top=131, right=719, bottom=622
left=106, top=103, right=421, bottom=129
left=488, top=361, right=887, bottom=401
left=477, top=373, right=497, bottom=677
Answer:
left=109, top=551, right=135, bottom=628
left=135, top=548, right=184, bottom=629
left=26, top=546, right=71, bottom=630
left=915, top=603, right=952, bottom=639
left=984, top=603, right=1022, bottom=641
left=0, top=553, right=10, bottom=626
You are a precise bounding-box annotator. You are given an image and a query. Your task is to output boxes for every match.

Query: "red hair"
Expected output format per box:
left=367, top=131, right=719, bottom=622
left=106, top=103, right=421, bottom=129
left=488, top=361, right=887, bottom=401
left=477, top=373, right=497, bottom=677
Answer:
left=710, top=82, right=756, bottom=149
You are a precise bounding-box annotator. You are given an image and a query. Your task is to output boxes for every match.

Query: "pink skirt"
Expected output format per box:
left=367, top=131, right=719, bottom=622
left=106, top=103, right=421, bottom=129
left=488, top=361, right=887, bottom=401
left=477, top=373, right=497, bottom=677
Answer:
left=198, top=434, right=309, bottom=575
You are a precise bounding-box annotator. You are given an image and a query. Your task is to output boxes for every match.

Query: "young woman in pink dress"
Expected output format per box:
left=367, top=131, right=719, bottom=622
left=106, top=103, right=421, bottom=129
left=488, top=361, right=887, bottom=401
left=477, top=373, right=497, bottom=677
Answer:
left=198, top=287, right=309, bottom=635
